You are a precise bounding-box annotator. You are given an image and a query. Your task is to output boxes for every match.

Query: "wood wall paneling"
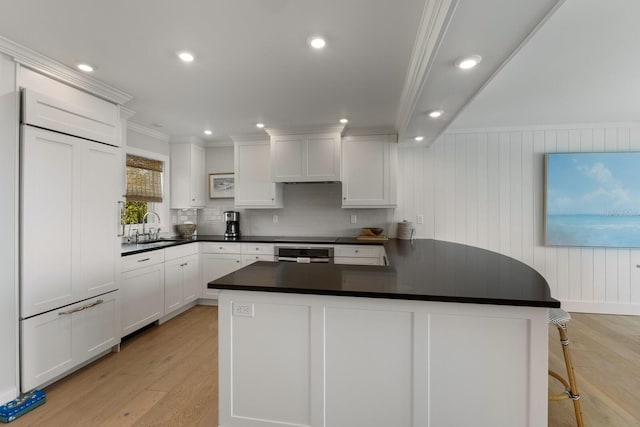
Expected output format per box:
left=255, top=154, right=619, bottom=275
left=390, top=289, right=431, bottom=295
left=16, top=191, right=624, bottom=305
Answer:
left=398, top=124, right=640, bottom=314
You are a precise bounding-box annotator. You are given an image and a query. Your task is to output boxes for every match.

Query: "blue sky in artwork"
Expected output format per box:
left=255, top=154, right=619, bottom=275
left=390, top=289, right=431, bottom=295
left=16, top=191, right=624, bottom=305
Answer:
left=546, top=153, right=640, bottom=215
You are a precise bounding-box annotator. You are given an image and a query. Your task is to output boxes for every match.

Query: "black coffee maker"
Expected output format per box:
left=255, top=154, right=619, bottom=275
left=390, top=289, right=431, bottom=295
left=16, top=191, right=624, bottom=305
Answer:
left=224, top=211, right=240, bottom=239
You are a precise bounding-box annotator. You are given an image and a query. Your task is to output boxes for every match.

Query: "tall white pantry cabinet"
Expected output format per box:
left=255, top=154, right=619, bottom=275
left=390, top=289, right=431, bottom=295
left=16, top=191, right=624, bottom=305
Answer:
left=19, top=67, right=122, bottom=392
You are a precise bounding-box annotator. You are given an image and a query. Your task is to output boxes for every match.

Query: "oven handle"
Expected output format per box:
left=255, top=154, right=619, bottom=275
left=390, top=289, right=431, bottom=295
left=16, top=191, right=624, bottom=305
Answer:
left=278, top=256, right=331, bottom=263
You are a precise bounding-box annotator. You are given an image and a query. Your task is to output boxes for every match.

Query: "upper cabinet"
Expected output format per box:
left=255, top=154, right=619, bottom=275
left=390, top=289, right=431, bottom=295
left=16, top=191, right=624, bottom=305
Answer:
left=234, top=139, right=283, bottom=208
left=269, top=131, right=342, bottom=182
left=341, top=135, right=397, bottom=208
left=170, top=142, right=205, bottom=208
left=19, top=68, right=121, bottom=147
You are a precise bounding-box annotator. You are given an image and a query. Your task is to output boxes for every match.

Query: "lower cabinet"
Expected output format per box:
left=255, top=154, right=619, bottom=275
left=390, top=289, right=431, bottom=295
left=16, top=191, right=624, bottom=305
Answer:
left=120, top=249, right=165, bottom=337
left=201, top=253, right=243, bottom=299
left=334, top=244, right=386, bottom=265
left=164, top=244, right=201, bottom=314
left=21, top=290, right=120, bottom=392
left=201, top=243, right=275, bottom=299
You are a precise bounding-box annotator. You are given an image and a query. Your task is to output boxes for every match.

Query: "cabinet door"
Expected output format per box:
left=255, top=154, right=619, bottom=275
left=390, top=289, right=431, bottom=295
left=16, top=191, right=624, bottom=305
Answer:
left=182, top=254, right=201, bottom=304
left=307, top=135, right=341, bottom=181
left=342, top=135, right=397, bottom=208
left=74, top=292, right=120, bottom=362
left=190, top=144, right=205, bottom=206
left=80, top=141, right=119, bottom=299
left=21, top=126, right=80, bottom=318
left=121, top=263, right=164, bottom=337
left=21, top=308, right=74, bottom=392
left=235, top=140, right=282, bottom=208
left=271, top=136, right=305, bottom=181
left=201, top=254, right=243, bottom=299
left=21, top=85, right=120, bottom=147
left=164, top=258, right=184, bottom=313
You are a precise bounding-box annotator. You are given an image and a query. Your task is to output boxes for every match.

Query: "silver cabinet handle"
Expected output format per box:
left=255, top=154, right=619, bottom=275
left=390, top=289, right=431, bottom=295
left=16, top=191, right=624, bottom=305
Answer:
left=59, top=299, right=104, bottom=315
left=138, top=258, right=151, bottom=262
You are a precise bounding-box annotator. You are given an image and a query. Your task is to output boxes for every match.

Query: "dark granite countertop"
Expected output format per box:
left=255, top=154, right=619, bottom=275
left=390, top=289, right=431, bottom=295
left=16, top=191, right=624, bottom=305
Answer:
left=121, top=235, right=383, bottom=256
left=207, top=239, right=559, bottom=308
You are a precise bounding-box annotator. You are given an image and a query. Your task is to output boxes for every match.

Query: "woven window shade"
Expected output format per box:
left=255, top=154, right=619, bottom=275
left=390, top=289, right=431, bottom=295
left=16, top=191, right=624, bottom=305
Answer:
left=125, top=154, right=164, bottom=202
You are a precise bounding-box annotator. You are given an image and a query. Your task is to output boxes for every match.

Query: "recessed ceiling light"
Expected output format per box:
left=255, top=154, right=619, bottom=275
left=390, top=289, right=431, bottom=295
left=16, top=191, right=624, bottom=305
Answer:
left=77, top=63, right=94, bottom=73
left=428, top=110, right=443, bottom=118
left=456, top=55, right=482, bottom=70
left=414, top=136, right=424, bottom=142
left=339, top=118, right=349, bottom=124
left=256, top=123, right=265, bottom=129
left=178, top=51, right=195, bottom=62
left=204, top=130, right=213, bottom=135
left=309, top=36, right=326, bottom=49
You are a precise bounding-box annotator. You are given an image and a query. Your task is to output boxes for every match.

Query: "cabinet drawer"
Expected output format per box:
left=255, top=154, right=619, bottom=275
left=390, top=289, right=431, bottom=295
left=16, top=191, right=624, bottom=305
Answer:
left=241, top=243, right=274, bottom=255
left=202, top=242, right=242, bottom=254
left=334, top=245, right=383, bottom=258
left=335, top=256, right=382, bottom=266
left=242, top=254, right=275, bottom=264
left=164, top=243, right=199, bottom=260
left=121, top=250, right=164, bottom=272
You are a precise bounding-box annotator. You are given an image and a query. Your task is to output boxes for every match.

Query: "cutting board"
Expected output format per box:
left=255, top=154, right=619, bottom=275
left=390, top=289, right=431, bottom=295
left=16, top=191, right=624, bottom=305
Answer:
left=356, top=235, right=388, bottom=241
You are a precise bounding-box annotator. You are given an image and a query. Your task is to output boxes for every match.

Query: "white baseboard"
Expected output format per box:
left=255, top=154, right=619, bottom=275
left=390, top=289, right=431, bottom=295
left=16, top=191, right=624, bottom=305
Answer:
left=560, top=300, right=640, bottom=316
left=197, top=298, right=218, bottom=306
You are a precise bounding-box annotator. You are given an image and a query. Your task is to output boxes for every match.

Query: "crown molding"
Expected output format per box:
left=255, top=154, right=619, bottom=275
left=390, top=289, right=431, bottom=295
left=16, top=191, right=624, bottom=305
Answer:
left=265, top=124, right=345, bottom=137
left=127, top=122, right=170, bottom=142
left=120, top=106, right=136, bottom=120
left=394, top=0, right=458, bottom=139
left=0, top=36, right=133, bottom=105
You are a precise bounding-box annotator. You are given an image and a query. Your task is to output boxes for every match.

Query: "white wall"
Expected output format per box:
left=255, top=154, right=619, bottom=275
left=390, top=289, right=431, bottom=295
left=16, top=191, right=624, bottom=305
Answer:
left=0, top=53, right=18, bottom=404
left=397, top=124, right=640, bottom=315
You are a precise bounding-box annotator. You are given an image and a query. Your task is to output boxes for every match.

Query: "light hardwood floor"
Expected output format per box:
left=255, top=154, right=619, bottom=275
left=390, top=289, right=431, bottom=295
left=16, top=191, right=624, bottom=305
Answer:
left=9, top=306, right=640, bottom=426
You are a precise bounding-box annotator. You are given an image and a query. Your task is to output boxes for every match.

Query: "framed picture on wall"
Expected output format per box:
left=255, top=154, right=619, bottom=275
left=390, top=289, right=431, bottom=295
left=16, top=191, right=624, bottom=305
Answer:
left=209, top=173, right=234, bottom=198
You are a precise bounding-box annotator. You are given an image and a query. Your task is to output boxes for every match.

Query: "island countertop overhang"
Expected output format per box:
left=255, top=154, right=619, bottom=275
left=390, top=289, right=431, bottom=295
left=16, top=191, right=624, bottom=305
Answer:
left=208, top=239, right=560, bottom=308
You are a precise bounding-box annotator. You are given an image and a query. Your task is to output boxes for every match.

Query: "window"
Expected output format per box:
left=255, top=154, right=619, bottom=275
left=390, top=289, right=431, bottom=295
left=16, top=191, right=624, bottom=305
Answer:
left=125, top=154, right=164, bottom=224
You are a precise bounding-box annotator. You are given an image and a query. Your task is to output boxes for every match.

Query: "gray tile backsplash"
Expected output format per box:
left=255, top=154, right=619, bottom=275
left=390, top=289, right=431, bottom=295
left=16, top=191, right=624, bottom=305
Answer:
left=196, top=182, right=392, bottom=237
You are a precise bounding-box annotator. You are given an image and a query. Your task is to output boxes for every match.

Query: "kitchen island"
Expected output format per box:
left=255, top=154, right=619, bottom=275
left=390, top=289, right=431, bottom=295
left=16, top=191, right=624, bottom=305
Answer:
left=209, top=239, right=559, bottom=427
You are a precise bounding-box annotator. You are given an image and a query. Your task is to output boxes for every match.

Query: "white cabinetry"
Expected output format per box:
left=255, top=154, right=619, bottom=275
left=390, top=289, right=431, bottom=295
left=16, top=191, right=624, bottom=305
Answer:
left=241, top=243, right=275, bottom=265
left=120, top=250, right=165, bottom=337
left=21, top=291, right=120, bottom=392
left=201, top=242, right=275, bottom=299
left=21, top=126, right=120, bottom=318
left=341, top=135, right=397, bottom=208
left=19, top=72, right=120, bottom=147
left=201, top=243, right=243, bottom=300
left=334, top=244, right=386, bottom=265
left=164, top=244, right=201, bottom=313
left=234, top=139, right=283, bottom=208
left=218, top=291, right=549, bottom=427
left=270, top=132, right=341, bottom=182
left=170, top=143, right=205, bottom=208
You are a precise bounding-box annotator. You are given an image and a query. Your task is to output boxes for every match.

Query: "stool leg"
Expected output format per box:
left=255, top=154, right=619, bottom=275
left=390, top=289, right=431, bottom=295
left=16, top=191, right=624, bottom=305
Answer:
left=557, top=323, right=584, bottom=427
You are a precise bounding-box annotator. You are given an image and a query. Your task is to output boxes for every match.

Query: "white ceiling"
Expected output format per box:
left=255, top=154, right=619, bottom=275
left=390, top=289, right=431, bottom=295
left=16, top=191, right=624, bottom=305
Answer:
left=451, top=0, right=640, bottom=130
left=0, top=0, right=589, bottom=145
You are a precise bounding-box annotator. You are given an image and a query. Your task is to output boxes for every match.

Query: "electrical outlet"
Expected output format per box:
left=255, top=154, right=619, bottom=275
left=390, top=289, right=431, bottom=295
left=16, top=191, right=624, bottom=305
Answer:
left=233, top=303, right=254, bottom=317
left=350, top=214, right=357, bottom=224
left=273, top=214, right=278, bottom=223
left=417, top=215, right=424, bottom=224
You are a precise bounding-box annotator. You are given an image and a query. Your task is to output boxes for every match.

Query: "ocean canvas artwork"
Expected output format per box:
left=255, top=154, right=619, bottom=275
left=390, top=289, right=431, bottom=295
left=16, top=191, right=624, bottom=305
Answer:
left=545, top=152, right=640, bottom=247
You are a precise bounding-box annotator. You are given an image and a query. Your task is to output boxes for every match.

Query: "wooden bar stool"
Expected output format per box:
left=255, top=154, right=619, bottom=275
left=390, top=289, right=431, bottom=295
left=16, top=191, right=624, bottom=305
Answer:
left=549, top=308, right=584, bottom=427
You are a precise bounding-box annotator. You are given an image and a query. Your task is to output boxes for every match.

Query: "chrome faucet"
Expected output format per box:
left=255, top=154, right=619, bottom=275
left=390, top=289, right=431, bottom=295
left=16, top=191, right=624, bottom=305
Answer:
left=142, top=211, right=161, bottom=240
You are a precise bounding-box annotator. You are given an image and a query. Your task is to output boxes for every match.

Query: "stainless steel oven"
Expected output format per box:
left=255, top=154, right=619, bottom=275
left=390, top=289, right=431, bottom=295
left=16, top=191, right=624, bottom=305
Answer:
left=275, top=245, right=334, bottom=263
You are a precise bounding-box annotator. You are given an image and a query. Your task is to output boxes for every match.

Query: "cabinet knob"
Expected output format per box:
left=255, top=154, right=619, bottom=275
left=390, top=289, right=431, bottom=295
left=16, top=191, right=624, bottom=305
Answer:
left=219, top=247, right=223, bottom=250
left=355, top=250, right=359, bottom=253
left=236, top=260, right=240, bottom=263
left=343, top=197, right=346, bottom=200
left=271, top=198, right=274, bottom=201
left=192, top=198, right=195, bottom=201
